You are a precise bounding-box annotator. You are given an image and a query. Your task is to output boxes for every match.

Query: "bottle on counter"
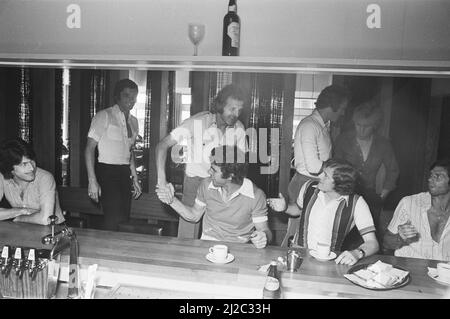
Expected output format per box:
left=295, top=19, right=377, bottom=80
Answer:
left=263, top=260, right=281, bottom=299
left=222, top=0, right=240, bottom=56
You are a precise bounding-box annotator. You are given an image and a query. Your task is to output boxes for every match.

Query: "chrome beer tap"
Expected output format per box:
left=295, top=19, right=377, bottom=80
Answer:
left=26, top=248, right=39, bottom=281
left=1, top=245, right=12, bottom=276
left=13, top=247, right=26, bottom=279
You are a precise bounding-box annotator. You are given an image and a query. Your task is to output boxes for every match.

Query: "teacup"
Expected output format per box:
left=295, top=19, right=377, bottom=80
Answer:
left=437, top=262, right=450, bottom=283
left=209, top=245, right=228, bottom=261
left=316, top=243, right=331, bottom=259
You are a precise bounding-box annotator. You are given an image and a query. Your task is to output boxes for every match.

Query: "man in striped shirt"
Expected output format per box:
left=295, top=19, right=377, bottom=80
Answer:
left=268, top=159, right=379, bottom=265
left=384, top=159, right=450, bottom=261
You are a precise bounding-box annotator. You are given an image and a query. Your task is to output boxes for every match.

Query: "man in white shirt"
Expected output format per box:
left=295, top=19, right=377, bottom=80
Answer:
left=268, top=159, right=379, bottom=265
left=156, top=84, right=247, bottom=238
left=288, top=85, right=350, bottom=205
left=383, top=159, right=450, bottom=261
left=85, top=79, right=142, bottom=231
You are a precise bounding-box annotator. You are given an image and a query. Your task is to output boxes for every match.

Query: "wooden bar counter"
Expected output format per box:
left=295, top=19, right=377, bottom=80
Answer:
left=0, top=221, right=448, bottom=299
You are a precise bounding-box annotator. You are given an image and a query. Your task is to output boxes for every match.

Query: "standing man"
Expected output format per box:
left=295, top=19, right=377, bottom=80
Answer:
left=283, top=85, right=350, bottom=246
left=383, top=159, right=450, bottom=261
left=0, top=138, right=65, bottom=225
left=156, top=84, right=247, bottom=238
left=85, top=78, right=142, bottom=231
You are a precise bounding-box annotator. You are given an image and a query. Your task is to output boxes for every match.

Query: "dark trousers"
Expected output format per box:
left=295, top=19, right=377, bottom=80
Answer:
left=97, top=163, right=132, bottom=231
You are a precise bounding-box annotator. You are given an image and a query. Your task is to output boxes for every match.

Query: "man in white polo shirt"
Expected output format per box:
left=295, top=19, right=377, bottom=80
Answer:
left=156, top=146, right=272, bottom=248
left=156, top=84, right=247, bottom=238
left=268, top=159, right=379, bottom=265
left=85, top=79, right=142, bottom=231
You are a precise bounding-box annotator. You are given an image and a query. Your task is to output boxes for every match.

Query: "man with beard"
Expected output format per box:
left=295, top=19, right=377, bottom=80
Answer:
left=384, top=159, right=450, bottom=261
left=0, top=138, right=65, bottom=225
left=85, top=78, right=142, bottom=231
left=156, top=146, right=271, bottom=248
left=156, top=84, right=247, bottom=238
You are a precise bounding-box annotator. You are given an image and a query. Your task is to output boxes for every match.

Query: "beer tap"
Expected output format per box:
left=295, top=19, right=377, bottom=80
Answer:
left=13, top=247, right=25, bottom=279
left=1, top=245, right=12, bottom=277
left=26, top=248, right=39, bottom=281
left=41, top=215, right=59, bottom=245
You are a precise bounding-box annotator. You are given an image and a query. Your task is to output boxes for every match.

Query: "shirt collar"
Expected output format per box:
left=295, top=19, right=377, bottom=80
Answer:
left=312, top=109, right=329, bottom=129
left=208, top=177, right=255, bottom=199
left=317, top=187, right=350, bottom=205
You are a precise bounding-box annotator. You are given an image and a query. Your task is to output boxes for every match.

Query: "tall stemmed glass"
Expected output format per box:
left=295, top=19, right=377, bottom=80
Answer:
left=188, top=23, right=205, bottom=56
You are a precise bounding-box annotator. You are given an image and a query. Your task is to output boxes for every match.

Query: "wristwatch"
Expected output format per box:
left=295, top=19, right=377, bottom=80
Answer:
left=356, top=248, right=366, bottom=260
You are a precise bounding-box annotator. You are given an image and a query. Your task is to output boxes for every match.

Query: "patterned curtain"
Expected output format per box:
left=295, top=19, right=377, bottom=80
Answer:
left=89, top=70, right=107, bottom=118
left=18, top=68, right=32, bottom=142
left=54, top=69, right=64, bottom=186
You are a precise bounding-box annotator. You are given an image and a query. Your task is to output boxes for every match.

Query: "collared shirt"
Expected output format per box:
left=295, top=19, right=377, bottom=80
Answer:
left=293, top=109, right=331, bottom=178
left=170, top=111, right=246, bottom=178
left=334, top=131, right=399, bottom=192
left=297, top=183, right=375, bottom=250
left=387, top=192, right=450, bottom=261
left=195, top=177, right=268, bottom=242
left=87, top=105, right=139, bottom=165
left=0, top=168, right=65, bottom=224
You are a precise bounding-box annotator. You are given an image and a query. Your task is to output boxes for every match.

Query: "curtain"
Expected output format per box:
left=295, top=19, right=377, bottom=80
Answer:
left=89, top=70, right=108, bottom=117
left=19, top=68, right=32, bottom=143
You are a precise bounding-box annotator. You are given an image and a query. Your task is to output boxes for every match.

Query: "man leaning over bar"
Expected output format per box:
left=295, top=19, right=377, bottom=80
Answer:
left=156, top=145, right=272, bottom=248
left=268, top=159, right=379, bottom=265
left=0, top=138, right=65, bottom=225
left=383, top=159, right=450, bottom=261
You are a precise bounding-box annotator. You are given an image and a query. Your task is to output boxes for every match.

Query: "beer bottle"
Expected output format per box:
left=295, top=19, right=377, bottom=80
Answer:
left=263, top=260, right=281, bottom=299
left=222, top=0, right=240, bottom=56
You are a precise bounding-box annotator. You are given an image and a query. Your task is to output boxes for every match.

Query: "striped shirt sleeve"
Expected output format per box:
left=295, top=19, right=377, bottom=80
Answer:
left=354, top=197, right=376, bottom=235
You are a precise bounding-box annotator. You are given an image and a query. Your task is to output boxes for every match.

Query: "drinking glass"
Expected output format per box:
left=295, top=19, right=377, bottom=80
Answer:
left=188, top=23, right=205, bottom=56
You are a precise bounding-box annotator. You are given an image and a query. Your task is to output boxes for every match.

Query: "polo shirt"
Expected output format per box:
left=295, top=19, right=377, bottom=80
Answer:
left=170, top=111, right=246, bottom=178
left=87, top=105, right=139, bottom=165
left=388, top=192, right=450, bottom=261
left=195, top=177, right=268, bottom=242
left=293, top=109, right=331, bottom=177
left=0, top=168, right=65, bottom=223
left=297, top=183, right=375, bottom=250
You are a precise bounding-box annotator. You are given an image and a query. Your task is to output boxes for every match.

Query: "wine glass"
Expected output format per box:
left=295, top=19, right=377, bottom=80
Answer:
left=188, top=23, right=205, bottom=56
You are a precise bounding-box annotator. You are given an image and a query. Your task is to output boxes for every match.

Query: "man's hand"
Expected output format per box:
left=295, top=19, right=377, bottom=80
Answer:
left=88, top=179, right=101, bottom=203
left=155, top=183, right=175, bottom=205
left=398, top=220, right=419, bottom=243
left=267, top=193, right=287, bottom=212
left=250, top=230, right=267, bottom=249
left=335, top=250, right=359, bottom=266
left=132, top=177, right=142, bottom=199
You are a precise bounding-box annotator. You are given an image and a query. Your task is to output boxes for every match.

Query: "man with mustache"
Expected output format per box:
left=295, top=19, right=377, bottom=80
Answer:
left=85, top=78, right=142, bottom=231
left=0, top=138, right=65, bottom=225
left=383, top=159, right=450, bottom=261
left=156, top=84, right=247, bottom=238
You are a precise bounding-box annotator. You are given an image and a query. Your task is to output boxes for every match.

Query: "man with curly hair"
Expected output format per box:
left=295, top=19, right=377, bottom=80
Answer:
left=156, top=145, right=272, bottom=248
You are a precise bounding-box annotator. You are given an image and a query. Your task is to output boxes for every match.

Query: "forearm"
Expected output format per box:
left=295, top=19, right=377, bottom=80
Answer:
left=85, top=147, right=97, bottom=182
left=13, top=211, right=47, bottom=225
left=170, top=198, right=202, bottom=223
left=263, top=229, right=273, bottom=244
left=130, top=152, right=139, bottom=180
left=356, top=239, right=379, bottom=257
left=156, top=143, right=168, bottom=184
left=383, top=231, right=406, bottom=250
left=285, top=203, right=301, bottom=217
left=0, top=208, right=27, bottom=221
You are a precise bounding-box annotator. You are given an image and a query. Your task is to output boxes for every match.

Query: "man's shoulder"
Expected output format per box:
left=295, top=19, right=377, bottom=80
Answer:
left=187, top=111, right=211, bottom=121
left=35, top=168, right=55, bottom=182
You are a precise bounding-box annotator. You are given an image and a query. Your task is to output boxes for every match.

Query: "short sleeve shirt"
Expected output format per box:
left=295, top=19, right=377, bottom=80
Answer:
left=170, top=112, right=247, bottom=178
left=297, top=183, right=375, bottom=250
left=195, top=177, right=268, bottom=242
left=87, top=105, right=139, bottom=165
left=0, top=168, right=65, bottom=223
left=387, top=192, right=450, bottom=261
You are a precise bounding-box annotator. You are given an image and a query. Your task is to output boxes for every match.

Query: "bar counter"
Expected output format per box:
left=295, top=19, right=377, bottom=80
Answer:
left=0, top=221, right=448, bottom=299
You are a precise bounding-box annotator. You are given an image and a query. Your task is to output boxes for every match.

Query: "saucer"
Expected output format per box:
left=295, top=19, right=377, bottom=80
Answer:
left=309, top=250, right=337, bottom=261
left=427, top=270, right=450, bottom=286
left=206, top=253, right=235, bottom=264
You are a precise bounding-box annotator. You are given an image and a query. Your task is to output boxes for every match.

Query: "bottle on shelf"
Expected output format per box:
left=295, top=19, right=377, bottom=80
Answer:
left=222, top=0, right=240, bottom=56
left=263, top=260, right=281, bottom=299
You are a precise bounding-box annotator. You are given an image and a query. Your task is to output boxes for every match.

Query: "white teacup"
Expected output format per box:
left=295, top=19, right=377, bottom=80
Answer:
left=209, top=245, right=228, bottom=261
left=437, top=262, right=450, bottom=283
left=316, top=243, right=331, bottom=258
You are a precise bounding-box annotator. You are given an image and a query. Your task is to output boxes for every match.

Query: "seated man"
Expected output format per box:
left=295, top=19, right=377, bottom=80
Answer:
left=156, top=145, right=272, bottom=248
left=0, top=138, right=65, bottom=225
left=268, top=159, right=379, bottom=265
left=383, top=159, right=450, bottom=261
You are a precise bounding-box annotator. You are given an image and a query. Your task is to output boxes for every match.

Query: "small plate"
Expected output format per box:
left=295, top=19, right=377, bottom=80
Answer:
left=205, top=253, right=235, bottom=264
left=346, top=263, right=411, bottom=291
left=309, top=250, right=337, bottom=261
left=427, top=271, right=450, bottom=286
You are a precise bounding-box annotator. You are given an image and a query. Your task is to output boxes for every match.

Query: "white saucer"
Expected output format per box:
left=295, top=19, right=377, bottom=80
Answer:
left=427, top=271, right=450, bottom=286
left=309, top=250, right=337, bottom=261
left=206, top=253, right=235, bottom=264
